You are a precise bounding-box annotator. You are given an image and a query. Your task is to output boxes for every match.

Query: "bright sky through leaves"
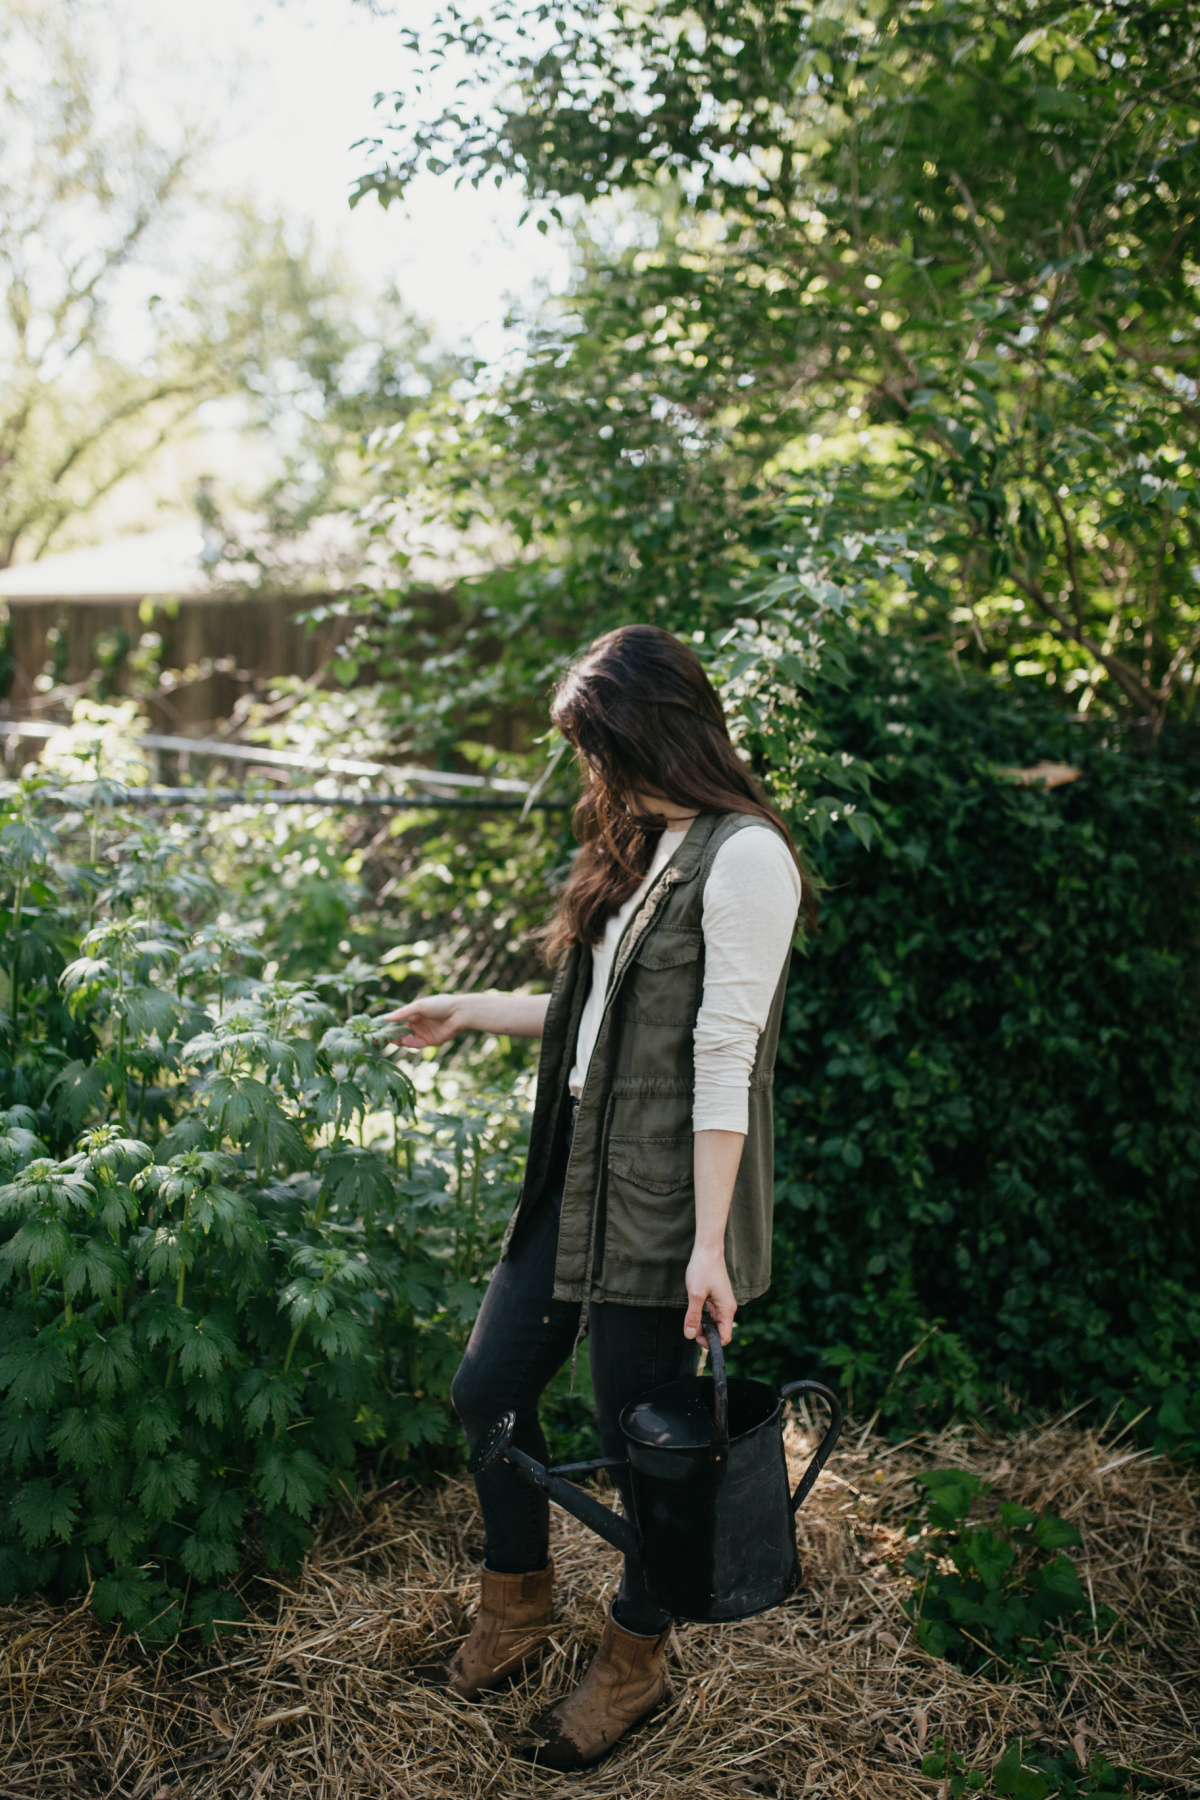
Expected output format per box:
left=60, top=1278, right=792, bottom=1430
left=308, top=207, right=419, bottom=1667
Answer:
left=117, top=0, right=570, bottom=358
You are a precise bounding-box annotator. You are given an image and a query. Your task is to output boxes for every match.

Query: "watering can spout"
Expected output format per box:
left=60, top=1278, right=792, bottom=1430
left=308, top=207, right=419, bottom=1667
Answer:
left=469, top=1412, right=640, bottom=1561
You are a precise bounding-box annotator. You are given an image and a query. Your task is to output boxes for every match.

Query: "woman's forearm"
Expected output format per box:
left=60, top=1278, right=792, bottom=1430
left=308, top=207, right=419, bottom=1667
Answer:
left=692, top=1129, right=745, bottom=1251
left=683, top=1128, right=745, bottom=1343
left=455, top=992, right=551, bottom=1038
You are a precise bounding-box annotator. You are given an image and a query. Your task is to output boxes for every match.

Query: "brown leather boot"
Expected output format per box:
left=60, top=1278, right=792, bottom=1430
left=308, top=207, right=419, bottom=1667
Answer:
left=419, top=1561, right=554, bottom=1699
left=522, top=1606, right=670, bottom=1769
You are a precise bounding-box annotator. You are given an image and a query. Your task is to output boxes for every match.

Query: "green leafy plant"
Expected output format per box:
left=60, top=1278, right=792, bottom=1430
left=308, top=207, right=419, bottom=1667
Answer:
left=922, top=1735, right=1155, bottom=1798
left=900, top=1468, right=1116, bottom=1679
left=0, top=759, right=528, bottom=1639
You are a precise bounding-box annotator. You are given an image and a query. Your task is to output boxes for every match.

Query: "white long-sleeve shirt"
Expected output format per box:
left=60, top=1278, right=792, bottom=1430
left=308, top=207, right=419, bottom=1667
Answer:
left=567, top=822, right=802, bottom=1134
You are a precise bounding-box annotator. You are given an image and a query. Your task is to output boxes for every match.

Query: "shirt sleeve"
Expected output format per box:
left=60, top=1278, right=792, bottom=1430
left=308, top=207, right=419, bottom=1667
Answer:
left=693, top=826, right=802, bottom=1134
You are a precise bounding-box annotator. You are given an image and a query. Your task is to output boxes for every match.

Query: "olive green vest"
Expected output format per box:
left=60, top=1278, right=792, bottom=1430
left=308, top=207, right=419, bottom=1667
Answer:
left=503, top=811, right=792, bottom=1307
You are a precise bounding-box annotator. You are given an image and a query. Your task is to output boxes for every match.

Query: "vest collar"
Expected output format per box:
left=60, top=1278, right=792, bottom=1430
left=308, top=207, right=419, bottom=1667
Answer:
left=657, top=809, right=724, bottom=884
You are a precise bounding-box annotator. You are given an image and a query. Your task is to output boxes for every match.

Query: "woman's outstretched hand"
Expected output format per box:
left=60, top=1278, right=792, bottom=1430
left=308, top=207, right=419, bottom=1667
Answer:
left=683, top=1247, right=737, bottom=1347
left=382, top=991, right=550, bottom=1049
left=381, top=995, right=466, bottom=1050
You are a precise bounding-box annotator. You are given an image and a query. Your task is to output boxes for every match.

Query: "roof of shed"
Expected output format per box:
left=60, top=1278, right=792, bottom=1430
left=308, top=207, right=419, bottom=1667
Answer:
left=0, top=526, right=225, bottom=603
left=0, top=512, right=497, bottom=605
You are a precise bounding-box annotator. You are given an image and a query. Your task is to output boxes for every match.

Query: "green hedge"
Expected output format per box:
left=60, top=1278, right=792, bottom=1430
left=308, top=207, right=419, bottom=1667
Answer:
left=739, top=639, right=1200, bottom=1450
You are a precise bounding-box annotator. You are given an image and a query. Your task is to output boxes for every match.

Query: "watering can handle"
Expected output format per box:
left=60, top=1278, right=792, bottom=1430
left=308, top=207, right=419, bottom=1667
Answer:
left=702, top=1314, right=730, bottom=1463
left=778, top=1379, right=844, bottom=1513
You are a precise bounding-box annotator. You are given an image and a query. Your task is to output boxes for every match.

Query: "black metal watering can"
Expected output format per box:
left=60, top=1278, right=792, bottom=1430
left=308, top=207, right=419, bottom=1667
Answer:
left=469, top=1320, right=843, bottom=1624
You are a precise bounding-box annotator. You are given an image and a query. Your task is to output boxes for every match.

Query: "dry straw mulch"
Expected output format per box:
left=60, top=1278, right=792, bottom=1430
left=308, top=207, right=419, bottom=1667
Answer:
left=3, top=1414, right=1199, bottom=1799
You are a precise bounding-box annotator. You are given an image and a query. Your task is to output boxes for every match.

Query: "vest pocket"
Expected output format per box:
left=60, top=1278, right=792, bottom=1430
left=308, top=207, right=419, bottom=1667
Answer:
left=625, top=927, right=702, bottom=1027
left=608, top=1134, right=693, bottom=1193
left=632, top=927, right=702, bottom=970
left=604, top=1135, right=695, bottom=1266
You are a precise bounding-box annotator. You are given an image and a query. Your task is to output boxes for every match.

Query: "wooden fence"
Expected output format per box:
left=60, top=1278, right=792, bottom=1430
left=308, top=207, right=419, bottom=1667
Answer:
left=1, top=591, right=358, bottom=730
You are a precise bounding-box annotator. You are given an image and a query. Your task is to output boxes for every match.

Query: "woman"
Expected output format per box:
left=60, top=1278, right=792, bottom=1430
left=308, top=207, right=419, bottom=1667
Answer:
left=386, top=625, right=813, bottom=1770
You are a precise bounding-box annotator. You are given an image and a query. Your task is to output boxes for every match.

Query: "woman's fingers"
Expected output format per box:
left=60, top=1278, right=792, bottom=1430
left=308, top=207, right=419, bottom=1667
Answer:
left=683, top=1291, right=706, bottom=1340
left=379, top=997, right=460, bottom=1050
left=381, top=1010, right=439, bottom=1049
left=683, top=1253, right=737, bottom=1345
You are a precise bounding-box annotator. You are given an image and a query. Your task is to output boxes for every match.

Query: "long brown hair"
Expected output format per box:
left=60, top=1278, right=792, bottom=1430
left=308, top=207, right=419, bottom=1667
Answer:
left=542, top=625, right=817, bottom=963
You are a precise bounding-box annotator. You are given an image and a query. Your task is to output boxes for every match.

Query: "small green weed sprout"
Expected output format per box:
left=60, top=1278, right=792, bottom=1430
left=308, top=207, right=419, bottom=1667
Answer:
left=922, top=1735, right=1154, bottom=1798
left=900, top=1469, right=1117, bottom=1680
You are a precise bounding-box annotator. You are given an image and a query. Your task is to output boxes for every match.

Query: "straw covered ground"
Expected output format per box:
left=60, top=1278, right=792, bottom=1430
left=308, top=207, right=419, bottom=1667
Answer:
left=2, top=1412, right=1198, bottom=1799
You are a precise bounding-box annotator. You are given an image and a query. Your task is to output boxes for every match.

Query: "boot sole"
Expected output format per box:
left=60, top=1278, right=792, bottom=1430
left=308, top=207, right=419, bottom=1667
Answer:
left=518, top=1694, right=667, bottom=1771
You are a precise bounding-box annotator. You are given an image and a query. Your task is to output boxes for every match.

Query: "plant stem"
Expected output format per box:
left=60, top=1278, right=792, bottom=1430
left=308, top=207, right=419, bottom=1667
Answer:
left=88, top=803, right=100, bottom=930
left=115, top=932, right=128, bottom=1129
left=283, top=1321, right=305, bottom=1372
left=117, top=1011, right=128, bottom=1129
left=175, top=1197, right=191, bottom=1310
left=9, top=856, right=25, bottom=1044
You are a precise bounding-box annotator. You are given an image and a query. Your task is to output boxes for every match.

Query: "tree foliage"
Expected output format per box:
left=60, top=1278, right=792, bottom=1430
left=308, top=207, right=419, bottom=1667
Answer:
left=358, top=0, right=1199, bottom=731
left=0, top=0, right=450, bottom=574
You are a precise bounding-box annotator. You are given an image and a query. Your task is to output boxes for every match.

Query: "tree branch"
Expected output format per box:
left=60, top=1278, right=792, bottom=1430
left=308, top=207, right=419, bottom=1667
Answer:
left=1009, top=570, right=1157, bottom=717
left=1047, top=487, right=1088, bottom=632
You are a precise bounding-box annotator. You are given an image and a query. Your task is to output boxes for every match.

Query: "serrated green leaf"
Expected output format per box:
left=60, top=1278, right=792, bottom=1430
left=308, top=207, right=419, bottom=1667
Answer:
left=85, top=1504, right=147, bottom=1565
left=11, top=1477, right=79, bottom=1548
left=0, top=1218, right=71, bottom=1276
left=0, top=1335, right=70, bottom=1408
left=236, top=1366, right=303, bottom=1434
left=179, top=1531, right=241, bottom=1581
left=176, top=1314, right=240, bottom=1383
left=189, top=1587, right=244, bottom=1644
left=198, top=1484, right=244, bottom=1540
left=62, top=1237, right=127, bottom=1301
left=80, top=1325, right=140, bottom=1399
left=48, top=1404, right=125, bottom=1473
left=132, top=1451, right=200, bottom=1520
left=0, top=1395, right=47, bottom=1472
left=130, top=1394, right=180, bottom=1459
left=255, top=1446, right=328, bottom=1517
left=1035, top=1553, right=1087, bottom=1615
left=310, top=1308, right=368, bottom=1359
left=91, top=1565, right=154, bottom=1627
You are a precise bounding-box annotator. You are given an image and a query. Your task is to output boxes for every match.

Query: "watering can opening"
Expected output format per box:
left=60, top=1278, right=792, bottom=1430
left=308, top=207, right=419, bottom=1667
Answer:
left=622, top=1374, right=779, bottom=1453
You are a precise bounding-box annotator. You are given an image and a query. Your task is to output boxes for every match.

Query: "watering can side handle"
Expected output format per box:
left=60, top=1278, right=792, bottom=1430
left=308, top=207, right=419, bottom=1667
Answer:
left=778, top=1380, right=844, bottom=1514
left=702, top=1315, right=730, bottom=1463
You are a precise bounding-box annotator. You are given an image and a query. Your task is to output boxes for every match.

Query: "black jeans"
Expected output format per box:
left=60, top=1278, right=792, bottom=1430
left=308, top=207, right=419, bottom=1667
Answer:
left=451, top=1152, right=697, bottom=1636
